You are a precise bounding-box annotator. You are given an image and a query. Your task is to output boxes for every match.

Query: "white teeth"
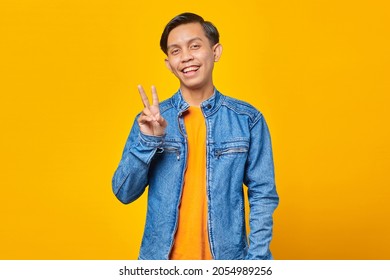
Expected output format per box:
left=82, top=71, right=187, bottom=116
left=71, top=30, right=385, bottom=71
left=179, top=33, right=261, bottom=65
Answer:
left=183, top=66, right=199, bottom=73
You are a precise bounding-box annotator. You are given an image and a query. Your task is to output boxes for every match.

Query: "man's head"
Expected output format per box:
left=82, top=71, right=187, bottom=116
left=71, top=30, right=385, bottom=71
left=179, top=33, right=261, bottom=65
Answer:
left=160, top=13, right=219, bottom=55
left=161, top=13, right=223, bottom=94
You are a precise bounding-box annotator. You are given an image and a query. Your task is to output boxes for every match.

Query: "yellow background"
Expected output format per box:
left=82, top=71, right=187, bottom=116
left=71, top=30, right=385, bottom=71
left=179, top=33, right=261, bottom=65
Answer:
left=1, top=0, right=389, bottom=259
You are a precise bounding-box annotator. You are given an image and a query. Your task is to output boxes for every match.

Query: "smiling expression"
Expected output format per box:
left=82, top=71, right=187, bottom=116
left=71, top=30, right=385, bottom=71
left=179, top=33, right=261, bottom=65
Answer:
left=164, top=22, right=222, bottom=92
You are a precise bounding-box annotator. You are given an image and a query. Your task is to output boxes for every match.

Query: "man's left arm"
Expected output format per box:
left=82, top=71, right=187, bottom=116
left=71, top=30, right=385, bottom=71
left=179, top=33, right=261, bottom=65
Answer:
left=244, top=113, right=279, bottom=260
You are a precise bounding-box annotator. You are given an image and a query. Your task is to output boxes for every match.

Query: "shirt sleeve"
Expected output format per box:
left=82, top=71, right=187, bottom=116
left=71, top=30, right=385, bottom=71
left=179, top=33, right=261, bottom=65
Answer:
left=112, top=117, right=165, bottom=204
left=243, top=114, right=279, bottom=260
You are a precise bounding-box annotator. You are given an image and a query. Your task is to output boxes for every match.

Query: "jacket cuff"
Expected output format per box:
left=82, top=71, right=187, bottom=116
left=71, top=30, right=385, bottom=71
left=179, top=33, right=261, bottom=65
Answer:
left=139, top=132, right=165, bottom=148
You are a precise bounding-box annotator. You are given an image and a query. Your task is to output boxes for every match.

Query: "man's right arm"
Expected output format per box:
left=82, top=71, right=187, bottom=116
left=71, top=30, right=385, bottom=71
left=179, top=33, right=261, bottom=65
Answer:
left=112, top=85, right=167, bottom=204
left=112, top=117, right=165, bottom=204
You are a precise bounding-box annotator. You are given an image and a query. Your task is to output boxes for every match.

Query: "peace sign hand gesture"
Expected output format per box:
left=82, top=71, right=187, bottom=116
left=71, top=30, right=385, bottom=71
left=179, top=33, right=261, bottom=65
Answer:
left=137, top=85, right=167, bottom=136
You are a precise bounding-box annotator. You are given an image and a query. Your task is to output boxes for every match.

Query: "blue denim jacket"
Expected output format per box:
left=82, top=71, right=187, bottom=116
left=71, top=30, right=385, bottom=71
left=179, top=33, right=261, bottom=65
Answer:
left=112, top=89, right=279, bottom=260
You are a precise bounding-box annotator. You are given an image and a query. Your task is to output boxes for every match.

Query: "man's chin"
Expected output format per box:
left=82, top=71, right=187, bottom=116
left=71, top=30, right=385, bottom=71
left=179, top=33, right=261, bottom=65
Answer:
left=179, top=79, right=209, bottom=90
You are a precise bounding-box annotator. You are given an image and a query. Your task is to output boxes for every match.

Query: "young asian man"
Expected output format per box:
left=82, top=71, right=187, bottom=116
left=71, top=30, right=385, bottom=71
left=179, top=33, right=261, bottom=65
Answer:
left=112, top=12, right=279, bottom=260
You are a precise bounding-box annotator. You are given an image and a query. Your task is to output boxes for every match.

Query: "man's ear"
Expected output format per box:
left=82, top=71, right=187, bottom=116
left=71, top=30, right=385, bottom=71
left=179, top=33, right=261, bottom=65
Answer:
left=213, top=43, right=223, bottom=62
left=165, top=58, right=173, bottom=73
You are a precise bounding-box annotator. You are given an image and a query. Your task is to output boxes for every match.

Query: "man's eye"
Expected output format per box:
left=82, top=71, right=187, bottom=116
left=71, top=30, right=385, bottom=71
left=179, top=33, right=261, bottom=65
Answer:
left=191, top=44, right=200, bottom=49
left=171, top=49, right=179, bottom=55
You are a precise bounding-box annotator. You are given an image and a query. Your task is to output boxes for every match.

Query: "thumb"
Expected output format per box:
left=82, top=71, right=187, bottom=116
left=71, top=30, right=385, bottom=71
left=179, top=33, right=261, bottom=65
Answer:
left=155, top=113, right=167, bottom=128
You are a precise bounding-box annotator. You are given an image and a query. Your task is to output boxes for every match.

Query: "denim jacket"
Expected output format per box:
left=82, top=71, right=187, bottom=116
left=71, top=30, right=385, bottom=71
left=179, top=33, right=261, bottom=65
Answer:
left=112, top=89, right=279, bottom=260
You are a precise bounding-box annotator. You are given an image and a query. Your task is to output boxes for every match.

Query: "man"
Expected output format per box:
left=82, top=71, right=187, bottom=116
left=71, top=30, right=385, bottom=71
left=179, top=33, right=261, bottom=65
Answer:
left=112, top=12, right=279, bottom=260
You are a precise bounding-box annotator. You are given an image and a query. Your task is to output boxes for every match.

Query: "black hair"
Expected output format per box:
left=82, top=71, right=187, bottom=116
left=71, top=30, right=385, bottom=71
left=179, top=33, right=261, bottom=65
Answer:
left=160, top=12, right=220, bottom=55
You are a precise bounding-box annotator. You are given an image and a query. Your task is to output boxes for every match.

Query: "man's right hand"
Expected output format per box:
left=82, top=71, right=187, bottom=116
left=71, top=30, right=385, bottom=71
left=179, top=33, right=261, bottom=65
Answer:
left=137, top=85, right=167, bottom=136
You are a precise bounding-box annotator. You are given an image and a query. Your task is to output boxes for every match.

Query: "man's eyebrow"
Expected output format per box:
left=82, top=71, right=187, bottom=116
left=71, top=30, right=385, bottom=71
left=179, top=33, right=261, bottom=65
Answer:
left=167, top=37, right=204, bottom=50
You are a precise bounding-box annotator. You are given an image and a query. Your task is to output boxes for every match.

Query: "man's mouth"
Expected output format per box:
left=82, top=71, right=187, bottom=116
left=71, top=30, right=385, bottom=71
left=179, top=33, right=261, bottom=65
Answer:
left=182, top=66, right=200, bottom=74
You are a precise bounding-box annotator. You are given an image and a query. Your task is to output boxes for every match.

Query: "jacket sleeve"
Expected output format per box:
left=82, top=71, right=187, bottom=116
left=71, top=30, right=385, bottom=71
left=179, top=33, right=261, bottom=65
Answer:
left=112, top=117, right=165, bottom=204
left=243, top=114, right=279, bottom=260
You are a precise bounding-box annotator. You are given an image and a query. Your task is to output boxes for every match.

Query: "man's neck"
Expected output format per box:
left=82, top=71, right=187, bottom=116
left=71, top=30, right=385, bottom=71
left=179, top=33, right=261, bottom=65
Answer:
left=180, top=84, right=215, bottom=106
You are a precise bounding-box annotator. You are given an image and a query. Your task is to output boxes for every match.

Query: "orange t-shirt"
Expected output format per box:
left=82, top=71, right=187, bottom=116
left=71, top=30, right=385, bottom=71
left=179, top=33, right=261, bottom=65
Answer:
left=169, top=106, right=213, bottom=260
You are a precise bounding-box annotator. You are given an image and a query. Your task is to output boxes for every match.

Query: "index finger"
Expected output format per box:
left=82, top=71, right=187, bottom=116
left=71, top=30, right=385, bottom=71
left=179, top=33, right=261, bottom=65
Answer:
left=151, top=85, right=159, bottom=107
left=137, top=85, right=150, bottom=108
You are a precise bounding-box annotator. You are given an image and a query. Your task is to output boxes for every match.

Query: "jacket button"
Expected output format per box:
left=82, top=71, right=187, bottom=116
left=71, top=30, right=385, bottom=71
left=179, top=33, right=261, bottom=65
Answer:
left=206, top=104, right=211, bottom=109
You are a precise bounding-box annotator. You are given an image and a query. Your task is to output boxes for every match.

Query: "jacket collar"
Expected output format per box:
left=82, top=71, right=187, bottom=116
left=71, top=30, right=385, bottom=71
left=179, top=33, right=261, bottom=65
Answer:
left=171, top=88, right=225, bottom=117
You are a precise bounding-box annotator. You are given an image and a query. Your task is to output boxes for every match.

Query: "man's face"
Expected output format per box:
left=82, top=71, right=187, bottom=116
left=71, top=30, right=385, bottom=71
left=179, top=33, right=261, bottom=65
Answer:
left=165, top=22, right=222, bottom=92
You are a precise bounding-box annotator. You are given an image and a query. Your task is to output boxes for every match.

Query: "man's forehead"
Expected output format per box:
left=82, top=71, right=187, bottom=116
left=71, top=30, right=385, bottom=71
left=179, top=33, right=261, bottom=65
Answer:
left=167, top=22, right=206, bottom=45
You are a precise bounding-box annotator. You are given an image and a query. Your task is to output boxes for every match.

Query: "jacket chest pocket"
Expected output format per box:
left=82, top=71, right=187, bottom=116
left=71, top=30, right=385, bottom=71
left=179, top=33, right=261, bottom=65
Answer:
left=156, top=144, right=181, bottom=161
left=214, top=139, right=249, bottom=159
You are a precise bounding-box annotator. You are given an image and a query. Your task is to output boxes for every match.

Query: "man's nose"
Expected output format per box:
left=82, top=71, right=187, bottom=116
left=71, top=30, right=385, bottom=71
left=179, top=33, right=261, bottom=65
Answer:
left=181, top=50, right=194, bottom=62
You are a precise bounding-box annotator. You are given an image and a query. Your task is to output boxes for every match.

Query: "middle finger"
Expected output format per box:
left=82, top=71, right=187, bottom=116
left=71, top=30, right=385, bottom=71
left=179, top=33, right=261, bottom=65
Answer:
left=138, top=85, right=150, bottom=108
